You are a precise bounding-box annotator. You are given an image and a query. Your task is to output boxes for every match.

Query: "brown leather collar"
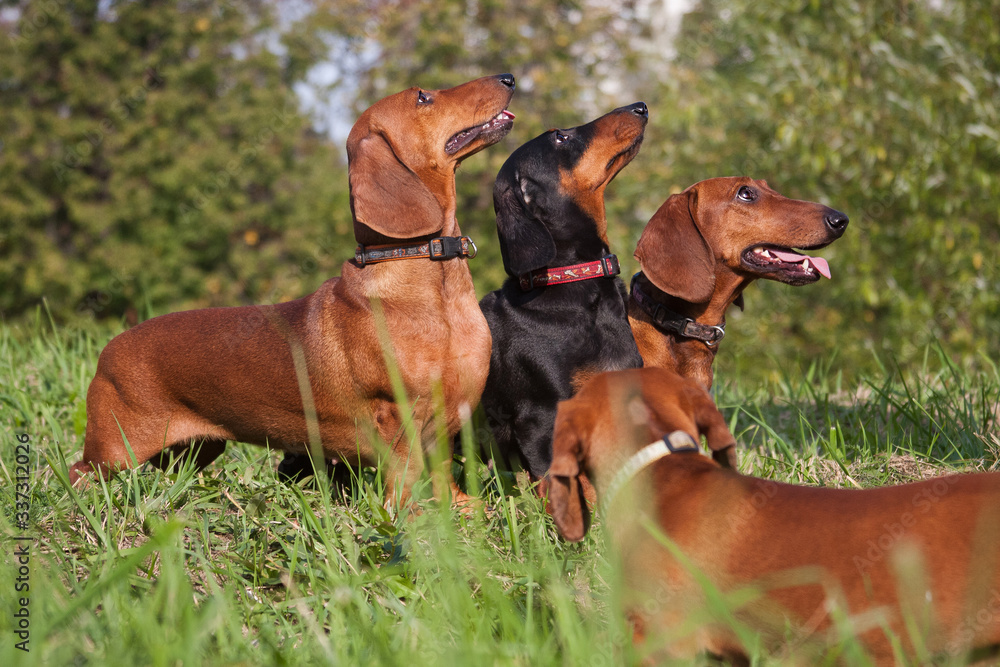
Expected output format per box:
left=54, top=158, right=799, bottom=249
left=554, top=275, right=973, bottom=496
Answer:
left=630, top=272, right=725, bottom=346
left=355, top=236, right=477, bottom=267
left=518, top=255, right=620, bottom=291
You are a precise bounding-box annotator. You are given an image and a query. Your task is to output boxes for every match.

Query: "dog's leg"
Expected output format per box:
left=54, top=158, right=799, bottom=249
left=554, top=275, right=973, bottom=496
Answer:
left=148, top=438, right=227, bottom=474
left=381, top=443, right=425, bottom=509
left=277, top=453, right=325, bottom=481
left=72, top=400, right=145, bottom=484
left=74, top=369, right=230, bottom=484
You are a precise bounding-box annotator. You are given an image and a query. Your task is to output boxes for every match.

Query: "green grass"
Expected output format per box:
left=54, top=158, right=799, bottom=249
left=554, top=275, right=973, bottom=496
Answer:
left=1, top=314, right=998, bottom=665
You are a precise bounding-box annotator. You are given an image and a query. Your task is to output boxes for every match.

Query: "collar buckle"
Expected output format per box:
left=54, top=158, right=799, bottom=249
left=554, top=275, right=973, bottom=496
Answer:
left=632, top=272, right=726, bottom=347
left=704, top=325, right=726, bottom=346
left=680, top=319, right=726, bottom=346
left=600, top=254, right=620, bottom=277
left=429, top=236, right=457, bottom=260
left=429, top=236, right=477, bottom=260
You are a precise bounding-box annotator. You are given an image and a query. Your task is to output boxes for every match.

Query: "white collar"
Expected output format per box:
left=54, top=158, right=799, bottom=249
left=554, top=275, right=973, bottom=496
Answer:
left=602, top=430, right=699, bottom=511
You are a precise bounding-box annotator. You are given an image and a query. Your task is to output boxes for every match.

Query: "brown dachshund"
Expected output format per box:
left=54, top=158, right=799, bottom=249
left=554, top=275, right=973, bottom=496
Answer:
left=69, top=74, right=516, bottom=507
left=629, top=177, right=849, bottom=388
left=548, top=367, right=1000, bottom=664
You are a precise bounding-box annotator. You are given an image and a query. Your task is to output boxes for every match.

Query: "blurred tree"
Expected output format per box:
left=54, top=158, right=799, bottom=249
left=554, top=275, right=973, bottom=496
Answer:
left=0, top=0, right=353, bottom=322
left=639, top=0, right=1000, bottom=380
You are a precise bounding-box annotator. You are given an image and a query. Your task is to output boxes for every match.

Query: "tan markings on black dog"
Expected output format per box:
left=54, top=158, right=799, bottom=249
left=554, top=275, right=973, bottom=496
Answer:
left=557, top=112, right=647, bottom=245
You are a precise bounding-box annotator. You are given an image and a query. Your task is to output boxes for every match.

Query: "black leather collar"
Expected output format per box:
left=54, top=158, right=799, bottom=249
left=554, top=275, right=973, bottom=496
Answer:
left=630, top=272, right=725, bottom=346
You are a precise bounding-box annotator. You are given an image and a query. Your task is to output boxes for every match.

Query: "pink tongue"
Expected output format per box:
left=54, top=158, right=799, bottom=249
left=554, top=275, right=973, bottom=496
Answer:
left=770, top=249, right=831, bottom=279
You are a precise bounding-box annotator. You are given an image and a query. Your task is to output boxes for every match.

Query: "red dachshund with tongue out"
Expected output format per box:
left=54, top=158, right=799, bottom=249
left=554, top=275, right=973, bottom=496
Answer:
left=628, top=177, right=848, bottom=388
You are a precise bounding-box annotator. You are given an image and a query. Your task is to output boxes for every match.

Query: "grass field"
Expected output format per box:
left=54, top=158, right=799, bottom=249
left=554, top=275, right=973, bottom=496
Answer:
left=1, top=312, right=998, bottom=665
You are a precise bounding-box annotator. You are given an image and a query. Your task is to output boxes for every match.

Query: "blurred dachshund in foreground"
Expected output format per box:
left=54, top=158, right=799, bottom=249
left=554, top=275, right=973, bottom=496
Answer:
left=548, top=367, right=1000, bottom=664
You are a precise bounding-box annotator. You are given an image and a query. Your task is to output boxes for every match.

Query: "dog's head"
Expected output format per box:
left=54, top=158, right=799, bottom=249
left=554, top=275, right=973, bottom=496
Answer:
left=634, top=177, right=849, bottom=304
left=347, top=74, right=516, bottom=242
left=547, top=367, right=738, bottom=542
left=493, top=103, right=648, bottom=277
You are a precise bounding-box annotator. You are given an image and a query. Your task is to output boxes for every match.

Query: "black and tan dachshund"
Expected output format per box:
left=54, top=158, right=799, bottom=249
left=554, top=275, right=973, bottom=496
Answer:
left=479, top=103, right=648, bottom=482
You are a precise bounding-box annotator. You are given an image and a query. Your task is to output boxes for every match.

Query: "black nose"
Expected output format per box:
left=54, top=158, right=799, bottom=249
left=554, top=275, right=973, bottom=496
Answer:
left=825, top=209, right=849, bottom=234
left=497, top=73, right=515, bottom=89
left=629, top=102, right=648, bottom=118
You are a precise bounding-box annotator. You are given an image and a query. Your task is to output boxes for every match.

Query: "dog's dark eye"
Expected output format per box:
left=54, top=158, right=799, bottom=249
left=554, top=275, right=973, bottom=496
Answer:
left=737, top=186, right=757, bottom=202
left=554, top=130, right=570, bottom=144
left=417, top=90, right=431, bottom=105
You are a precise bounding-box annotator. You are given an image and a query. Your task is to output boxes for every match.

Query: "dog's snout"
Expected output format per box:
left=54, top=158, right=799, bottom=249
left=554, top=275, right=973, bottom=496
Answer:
left=629, top=102, right=648, bottom=118
left=824, top=209, right=849, bottom=234
left=496, top=73, right=515, bottom=89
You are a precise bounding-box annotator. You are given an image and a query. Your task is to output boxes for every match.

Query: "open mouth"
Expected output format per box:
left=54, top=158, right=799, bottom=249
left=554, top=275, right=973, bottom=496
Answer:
left=741, top=245, right=832, bottom=284
left=445, top=109, right=516, bottom=155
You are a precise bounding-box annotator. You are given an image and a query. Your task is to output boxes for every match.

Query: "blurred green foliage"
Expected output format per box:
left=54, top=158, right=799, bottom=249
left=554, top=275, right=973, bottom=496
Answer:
left=1, top=0, right=997, bottom=382
left=0, top=0, right=353, bottom=320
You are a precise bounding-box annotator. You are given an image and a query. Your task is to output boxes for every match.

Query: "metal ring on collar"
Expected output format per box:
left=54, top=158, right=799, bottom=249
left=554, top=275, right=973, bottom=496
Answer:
left=705, top=325, right=726, bottom=347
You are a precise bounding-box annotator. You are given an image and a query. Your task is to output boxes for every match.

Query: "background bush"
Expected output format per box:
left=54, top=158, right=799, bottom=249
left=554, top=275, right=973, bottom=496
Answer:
left=2, top=0, right=997, bottom=382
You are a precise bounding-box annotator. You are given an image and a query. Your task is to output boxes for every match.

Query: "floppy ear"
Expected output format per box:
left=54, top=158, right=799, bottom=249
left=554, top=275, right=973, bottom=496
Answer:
left=348, top=131, right=444, bottom=239
left=546, top=424, right=591, bottom=542
left=689, top=386, right=738, bottom=469
left=494, top=171, right=556, bottom=276
left=634, top=188, right=716, bottom=303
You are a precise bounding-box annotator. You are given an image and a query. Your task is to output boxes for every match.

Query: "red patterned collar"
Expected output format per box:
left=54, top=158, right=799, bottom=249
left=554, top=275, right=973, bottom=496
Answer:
left=518, top=255, right=621, bottom=291
left=354, top=236, right=477, bottom=267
